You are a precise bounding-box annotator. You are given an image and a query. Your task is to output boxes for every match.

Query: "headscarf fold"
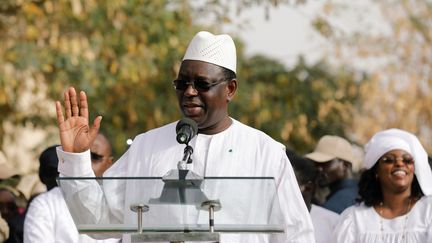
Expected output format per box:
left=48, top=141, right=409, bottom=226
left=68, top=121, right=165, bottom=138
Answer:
left=364, top=128, right=432, bottom=196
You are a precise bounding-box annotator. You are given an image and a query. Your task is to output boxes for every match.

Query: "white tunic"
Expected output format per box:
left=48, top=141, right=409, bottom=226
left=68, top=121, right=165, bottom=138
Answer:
left=57, top=119, right=315, bottom=243
left=311, top=204, right=339, bottom=243
left=332, top=195, right=432, bottom=243
left=24, top=187, right=119, bottom=243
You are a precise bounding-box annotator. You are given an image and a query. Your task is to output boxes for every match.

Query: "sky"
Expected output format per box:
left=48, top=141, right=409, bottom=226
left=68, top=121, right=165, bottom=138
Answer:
left=223, top=2, right=328, bottom=68
left=222, top=1, right=385, bottom=70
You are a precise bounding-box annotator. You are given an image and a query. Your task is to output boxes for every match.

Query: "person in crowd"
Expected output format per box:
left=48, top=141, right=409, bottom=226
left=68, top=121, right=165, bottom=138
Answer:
left=38, top=145, right=60, bottom=191
left=0, top=188, right=24, bottom=243
left=54, top=31, right=314, bottom=242
left=24, top=134, right=118, bottom=243
left=0, top=164, right=26, bottom=243
left=90, top=133, right=114, bottom=177
left=305, top=135, right=358, bottom=214
left=333, top=128, right=432, bottom=242
left=287, top=149, right=339, bottom=243
left=0, top=212, right=9, bottom=242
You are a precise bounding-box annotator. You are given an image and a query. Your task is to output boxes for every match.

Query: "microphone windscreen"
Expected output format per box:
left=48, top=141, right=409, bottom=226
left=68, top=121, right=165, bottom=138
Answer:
left=176, top=118, right=198, bottom=144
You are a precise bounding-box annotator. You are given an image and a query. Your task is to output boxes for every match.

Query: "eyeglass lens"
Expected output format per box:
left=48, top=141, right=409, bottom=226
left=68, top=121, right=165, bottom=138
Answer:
left=173, top=79, right=226, bottom=92
left=380, top=154, right=414, bottom=164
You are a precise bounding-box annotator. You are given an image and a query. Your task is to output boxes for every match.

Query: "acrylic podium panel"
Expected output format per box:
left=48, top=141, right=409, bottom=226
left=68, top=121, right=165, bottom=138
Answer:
left=57, top=177, right=285, bottom=235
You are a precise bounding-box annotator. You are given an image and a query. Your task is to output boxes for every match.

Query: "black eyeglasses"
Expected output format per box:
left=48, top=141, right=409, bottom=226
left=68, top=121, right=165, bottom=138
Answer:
left=172, top=78, right=229, bottom=92
left=91, top=152, right=104, bottom=162
left=380, top=154, right=414, bottom=164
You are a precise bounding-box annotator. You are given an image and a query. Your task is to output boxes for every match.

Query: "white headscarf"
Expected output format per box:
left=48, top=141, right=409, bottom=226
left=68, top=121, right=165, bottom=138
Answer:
left=364, top=128, right=432, bottom=196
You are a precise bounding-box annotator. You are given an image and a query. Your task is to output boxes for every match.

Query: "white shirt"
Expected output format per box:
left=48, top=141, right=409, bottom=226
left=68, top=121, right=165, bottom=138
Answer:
left=24, top=187, right=120, bottom=243
left=57, top=119, right=315, bottom=243
left=333, top=195, right=432, bottom=243
left=311, top=204, right=339, bottom=243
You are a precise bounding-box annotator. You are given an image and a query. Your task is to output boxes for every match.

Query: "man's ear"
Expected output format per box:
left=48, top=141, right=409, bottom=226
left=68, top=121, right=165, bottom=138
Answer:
left=226, top=79, right=237, bottom=102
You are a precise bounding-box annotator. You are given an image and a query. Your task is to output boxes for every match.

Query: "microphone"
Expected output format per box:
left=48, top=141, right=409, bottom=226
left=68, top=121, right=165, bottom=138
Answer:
left=176, top=118, right=198, bottom=144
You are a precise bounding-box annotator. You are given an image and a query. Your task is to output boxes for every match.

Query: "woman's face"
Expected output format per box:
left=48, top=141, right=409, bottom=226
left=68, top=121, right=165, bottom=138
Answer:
left=376, top=149, right=415, bottom=194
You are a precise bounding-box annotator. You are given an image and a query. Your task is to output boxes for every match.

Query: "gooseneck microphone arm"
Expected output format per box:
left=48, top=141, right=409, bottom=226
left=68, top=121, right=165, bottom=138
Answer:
left=178, top=145, right=193, bottom=170
left=175, top=118, right=198, bottom=170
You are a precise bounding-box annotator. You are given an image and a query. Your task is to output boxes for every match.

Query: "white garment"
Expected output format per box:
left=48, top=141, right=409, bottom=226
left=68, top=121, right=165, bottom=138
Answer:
left=24, top=187, right=120, bottom=243
left=311, top=204, right=339, bottom=243
left=332, top=195, right=432, bottom=243
left=57, top=118, right=314, bottom=243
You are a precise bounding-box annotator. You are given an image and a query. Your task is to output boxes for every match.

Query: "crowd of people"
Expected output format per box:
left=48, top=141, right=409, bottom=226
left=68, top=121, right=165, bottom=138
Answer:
left=289, top=130, right=432, bottom=242
left=0, top=30, right=431, bottom=243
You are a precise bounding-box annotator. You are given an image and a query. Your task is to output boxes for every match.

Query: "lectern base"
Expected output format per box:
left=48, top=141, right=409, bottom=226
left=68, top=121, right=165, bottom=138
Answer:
left=131, top=232, right=220, bottom=242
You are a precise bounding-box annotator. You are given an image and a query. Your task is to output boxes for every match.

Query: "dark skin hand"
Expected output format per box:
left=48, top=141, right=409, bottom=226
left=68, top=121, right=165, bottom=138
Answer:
left=55, top=87, right=102, bottom=153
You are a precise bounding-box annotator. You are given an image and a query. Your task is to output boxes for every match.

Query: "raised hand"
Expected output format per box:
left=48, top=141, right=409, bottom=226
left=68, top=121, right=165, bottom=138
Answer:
left=55, top=87, right=102, bottom=153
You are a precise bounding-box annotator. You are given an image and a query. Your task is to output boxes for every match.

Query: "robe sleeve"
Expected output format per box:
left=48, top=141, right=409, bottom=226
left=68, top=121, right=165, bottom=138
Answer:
left=271, top=150, right=315, bottom=243
left=56, top=147, right=129, bottom=227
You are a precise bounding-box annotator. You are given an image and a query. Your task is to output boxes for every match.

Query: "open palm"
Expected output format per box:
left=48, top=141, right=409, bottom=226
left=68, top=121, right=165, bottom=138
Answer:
left=55, top=87, right=101, bottom=153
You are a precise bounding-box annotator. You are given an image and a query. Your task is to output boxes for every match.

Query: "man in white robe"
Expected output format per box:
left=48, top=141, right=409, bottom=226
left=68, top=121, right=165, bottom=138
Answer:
left=55, top=31, right=314, bottom=243
left=24, top=135, right=119, bottom=243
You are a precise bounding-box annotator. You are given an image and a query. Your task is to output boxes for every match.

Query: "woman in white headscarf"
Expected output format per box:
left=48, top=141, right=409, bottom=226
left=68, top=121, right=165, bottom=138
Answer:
left=333, top=128, right=432, bottom=243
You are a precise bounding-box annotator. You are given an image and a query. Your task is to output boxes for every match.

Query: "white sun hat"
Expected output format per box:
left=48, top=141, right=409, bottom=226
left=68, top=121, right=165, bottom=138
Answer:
left=364, top=128, right=432, bottom=196
left=183, top=31, right=237, bottom=73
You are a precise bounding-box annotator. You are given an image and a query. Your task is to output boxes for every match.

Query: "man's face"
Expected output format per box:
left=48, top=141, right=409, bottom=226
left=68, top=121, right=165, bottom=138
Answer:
left=0, top=189, right=17, bottom=222
left=175, top=60, right=236, bottom=134
left=90, top=134, right=113, bottom=177
left=315, top=159, right=346, bottom=187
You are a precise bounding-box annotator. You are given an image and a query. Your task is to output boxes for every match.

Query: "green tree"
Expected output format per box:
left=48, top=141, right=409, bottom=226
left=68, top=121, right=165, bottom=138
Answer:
left=0, top=0, right=206, bottom=158
left=234, top=55, right=361, bottom=153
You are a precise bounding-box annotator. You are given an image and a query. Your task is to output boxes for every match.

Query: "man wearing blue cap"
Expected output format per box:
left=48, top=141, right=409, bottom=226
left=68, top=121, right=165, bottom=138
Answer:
left=55, top=31, right=314, bottom=242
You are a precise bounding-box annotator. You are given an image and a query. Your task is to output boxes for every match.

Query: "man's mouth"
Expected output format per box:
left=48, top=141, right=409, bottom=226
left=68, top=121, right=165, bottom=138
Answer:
left=182, top=103, right=203, bottom=116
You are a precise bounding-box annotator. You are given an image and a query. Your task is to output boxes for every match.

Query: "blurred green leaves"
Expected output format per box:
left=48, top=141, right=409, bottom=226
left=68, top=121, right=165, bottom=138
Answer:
left=235, top=55, right=360, bottom=153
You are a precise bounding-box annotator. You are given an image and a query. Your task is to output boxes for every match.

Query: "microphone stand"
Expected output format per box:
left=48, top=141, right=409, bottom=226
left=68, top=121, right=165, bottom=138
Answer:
left=144, top=142, right=219, bottom=243
left=162, top=142, right=203, bottom=183
left=177, top=145, right=193, bottom=171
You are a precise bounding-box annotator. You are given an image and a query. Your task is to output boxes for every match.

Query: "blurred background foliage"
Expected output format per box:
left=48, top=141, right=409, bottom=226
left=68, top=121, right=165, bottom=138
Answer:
left=314, top=0, right=432, bottom=149
left=0, top=0, right=430, bottom=173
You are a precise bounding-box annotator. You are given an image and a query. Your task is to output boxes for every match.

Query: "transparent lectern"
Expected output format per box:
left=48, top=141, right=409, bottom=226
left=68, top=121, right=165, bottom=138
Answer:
left=57, top=172, right=285, bottom=242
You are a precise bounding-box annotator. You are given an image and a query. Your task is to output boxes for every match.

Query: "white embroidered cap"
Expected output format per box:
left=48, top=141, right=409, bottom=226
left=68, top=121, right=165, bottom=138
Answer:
left=364, top=128, right=432, bottom=196
left=183, top=31, right=237, bottom=73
